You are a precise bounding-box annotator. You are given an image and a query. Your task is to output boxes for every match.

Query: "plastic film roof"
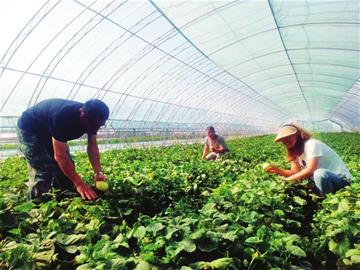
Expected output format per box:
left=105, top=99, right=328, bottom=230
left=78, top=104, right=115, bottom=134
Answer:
left=0, top=0, right=359, bottom=132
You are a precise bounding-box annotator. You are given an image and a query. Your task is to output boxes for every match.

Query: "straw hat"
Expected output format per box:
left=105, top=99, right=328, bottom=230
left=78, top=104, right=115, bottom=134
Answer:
left=274, top=125, right=298, bottom=142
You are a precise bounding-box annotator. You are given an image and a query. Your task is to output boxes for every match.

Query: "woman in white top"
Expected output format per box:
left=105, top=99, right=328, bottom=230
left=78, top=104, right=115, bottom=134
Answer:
left=265, top=124, right=352, bottom=195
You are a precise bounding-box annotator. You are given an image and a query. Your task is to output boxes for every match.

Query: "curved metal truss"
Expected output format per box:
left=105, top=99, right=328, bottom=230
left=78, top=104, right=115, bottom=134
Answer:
left=0, top=0, right=359, bottom=138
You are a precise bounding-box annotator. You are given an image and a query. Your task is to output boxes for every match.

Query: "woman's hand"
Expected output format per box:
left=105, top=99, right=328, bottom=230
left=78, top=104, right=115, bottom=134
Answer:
left=265, top=166, right=280, bottom=174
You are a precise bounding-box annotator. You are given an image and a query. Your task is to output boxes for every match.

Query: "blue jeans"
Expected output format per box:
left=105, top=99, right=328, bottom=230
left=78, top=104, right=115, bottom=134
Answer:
left=313, top=169, right=350, bottom=195
left=17, top=129, right=75, bottom=200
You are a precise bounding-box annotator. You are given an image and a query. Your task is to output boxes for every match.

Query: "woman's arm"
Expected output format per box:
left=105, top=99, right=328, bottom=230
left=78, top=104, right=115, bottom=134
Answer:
left=266, top=161, right=301, bottom=177
left=286, top=157, right=319, bottom=181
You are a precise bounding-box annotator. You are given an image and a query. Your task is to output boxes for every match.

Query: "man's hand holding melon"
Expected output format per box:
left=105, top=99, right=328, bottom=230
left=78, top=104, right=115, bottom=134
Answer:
left=94, top=171, right=109, bottom=192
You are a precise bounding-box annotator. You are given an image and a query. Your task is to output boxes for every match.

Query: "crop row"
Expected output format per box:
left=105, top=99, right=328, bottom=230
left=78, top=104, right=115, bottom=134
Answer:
left=0, top=133, right=359, bottom=269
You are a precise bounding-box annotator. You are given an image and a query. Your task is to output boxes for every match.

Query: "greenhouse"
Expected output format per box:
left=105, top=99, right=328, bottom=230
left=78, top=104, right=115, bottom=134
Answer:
left=0, top=0, right=359, bottom=269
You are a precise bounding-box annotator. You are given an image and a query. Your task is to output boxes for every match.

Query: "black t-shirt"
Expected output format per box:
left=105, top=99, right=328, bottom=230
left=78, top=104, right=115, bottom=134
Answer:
left=18, top=98, right=88, bottom=142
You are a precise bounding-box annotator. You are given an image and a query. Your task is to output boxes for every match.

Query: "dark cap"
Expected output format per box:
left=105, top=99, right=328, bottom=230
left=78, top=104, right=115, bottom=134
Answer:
left=83, top=99, right=110, bottom=120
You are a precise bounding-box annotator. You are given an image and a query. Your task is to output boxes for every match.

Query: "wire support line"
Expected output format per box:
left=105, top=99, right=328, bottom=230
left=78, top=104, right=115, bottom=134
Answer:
left=257, top=79, right=358, bottom=92
left=72, top=0, right=290, bottom=119
left=0, top=0, right=61, bottom=78
left=267, top=0, right=313, bottom=121
left=249, top=72, right=358, bottom=86
left=224, top=47, right=360, bottom=72
left=208, top=22, right=359, bottom=57
left=326, top=78, right=360, bottom=120
left=103, top=1, right=243, bottom=119
left=149, top=0, right=291, bottom=118
left=28, top=0, right=126, bottom=110
left=68, top=10, right=162, bottom=100
left=0, top=66, right=277, bottom=123
left=0, top=0, right=99, bottom=113
left=237, top=62, right=360, bottom=81
left=0, top=0, right=123, bottom=112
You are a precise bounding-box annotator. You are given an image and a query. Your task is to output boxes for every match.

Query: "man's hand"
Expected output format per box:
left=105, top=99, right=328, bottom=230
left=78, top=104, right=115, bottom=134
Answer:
left=94, top=171, right=107, bottom=185
left=213, top=147, right=225, bottom=154
left=76, top=181, right=98, bottom=200
left=94, top=171, right=107, bottom=181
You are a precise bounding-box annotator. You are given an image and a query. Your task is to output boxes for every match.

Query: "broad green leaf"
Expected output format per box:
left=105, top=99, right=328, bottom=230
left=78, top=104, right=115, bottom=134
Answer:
left=110, top=258, right=128, bottom=267
left=222, top=231, right=238, bottom=242
left=148, top=223, right=165, bottom=234
left=190, top=228, right=206, bottom=240
left=180, top=267, right=193, bottom=270
left=32, top=251, right=55, bottom=267
left=166, top=227, right=180, bottom=240
left=328, top=239, right=338, bottom=253
left=231, top=186, right=241, bottom=195
left=296, top=189, right=307, bottom=197
left=337, top=198, right=350, bottom=213
left=8, top=228, right=21, bottom=236
left=287, top=219, right=302, bottom=228
left=134, top=226, right=146, bottom=239
left=293, top=196, right=307, bottom=206
left=245, top=237, right=262, bottom=244
left=85, top=219, right=101, bottom=231
left=134, top=260, right=158, bottom=270
left=14, top=202, right=36, bottom=213
left=57, top=234, right=87, bottom=245
left=345, top=248, right=360, bottom=257
left=197, top=232, right=218, bottom=252
left=256, top=228, right=266, bottom=239
left=343, top=258, right=352, bottom=265
left=288, top=245, right=306, bottom=257
left=349, top=225, right=360, bottom=235
left=210, top=257, right=234, bottom=269
left=329, top=238, right=351, bottom=257
left=123, top=208, right=133, bottom=216
left=350, top=255, right=360, bottom=264
left=201, top=203, right=216, bottom=214
left=75, top=253, right=88, bottom=264
left=179, top=239, right=196, bottom=253
left=274, top=209, right=284, bottom=216
left=114, top=233, right=124, bottom=243
left=328, top=197, right=339, bottom=205
left=76, top=264, right=92, bottom=270
left=190, top=261, right=211, bottom=269
left=32, top=240, right=56, bottom=267
left=63, top=245, right=78, bottom=254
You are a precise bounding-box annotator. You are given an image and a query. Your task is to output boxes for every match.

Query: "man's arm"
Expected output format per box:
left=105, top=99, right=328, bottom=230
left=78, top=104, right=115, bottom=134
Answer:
left=52, top=138, right=97, bottom=200
left=87, top=134, right=107, bottom=183
left=202, top=144, right=210, bottom=160
left=87, top=134, right=101, bottom=174
left=213, top=137, right=227, bottom=153
left=266, top=161, right=301, bottom=177
left=286, top=157, right=319, bottom=181
left=213, top=146, right=226, bottom=154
